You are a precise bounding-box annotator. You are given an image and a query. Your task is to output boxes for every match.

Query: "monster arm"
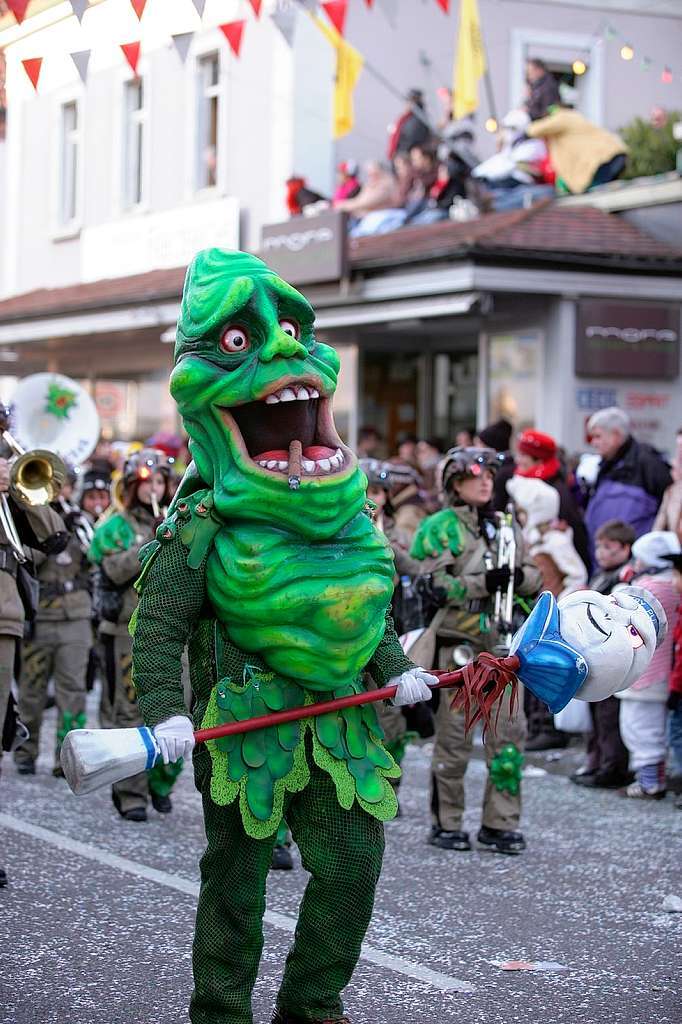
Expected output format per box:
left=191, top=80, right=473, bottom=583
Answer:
left=132, top=536, right=207, bottom=728
left=365, top=607, right=416, bottom=685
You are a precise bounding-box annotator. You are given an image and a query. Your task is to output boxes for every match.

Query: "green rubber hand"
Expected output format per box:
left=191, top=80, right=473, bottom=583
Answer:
left=489, top=743, right=524, bottom=795
left=410, top=508, right=464, bottom=560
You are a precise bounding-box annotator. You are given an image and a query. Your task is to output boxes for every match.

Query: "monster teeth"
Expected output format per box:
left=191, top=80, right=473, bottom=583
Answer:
left=329, top=453, right=342, bottom=469
left=302, top=459, right=316, bottom=473
left=310, top=388, right=320, bottom=398
left=296, top=386, right=310, bottom=400
left=318, top=458, right=332, bottom=472
left=279, top=388, right=296, bottom=402
left=266, top=460, right=278, bottom=470
left=277, top=460, right=288, bottom=471
left=265, top=393, right=280, bottom=404
left=258, top=461, right=268, bottom=467
left=263, top=384, right=322, bottom=403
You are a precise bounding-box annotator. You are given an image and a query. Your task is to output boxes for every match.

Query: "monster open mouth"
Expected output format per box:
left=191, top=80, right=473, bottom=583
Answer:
left=218, top=380, right=351, bottom=485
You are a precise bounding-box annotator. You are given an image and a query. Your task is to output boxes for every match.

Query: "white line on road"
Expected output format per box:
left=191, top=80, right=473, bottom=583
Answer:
left=0, top=812, right=474, bottom=995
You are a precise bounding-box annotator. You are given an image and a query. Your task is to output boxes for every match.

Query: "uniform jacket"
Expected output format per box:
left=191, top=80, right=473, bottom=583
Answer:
left=98, top=506, right=157, bottom=637
left=0, top=502, right=66, bottom=637
left=32, top=522, right=92, bottom=622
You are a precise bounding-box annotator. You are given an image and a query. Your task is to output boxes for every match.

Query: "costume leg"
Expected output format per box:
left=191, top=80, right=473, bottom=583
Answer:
left=190, top=782, right=276, bottom=1024
left=0, top=635, right=16, bottom=774
left=15, top=624, right=53, bottom=765
left=110, top=632, right=149, bottom=812
left=430, top=691, right=472, bottom=831
left=52, top=619, right=90, bottom=767
left=276, top=761, right=385, bottom=1021
left=482, top=684, right=527, bottom=832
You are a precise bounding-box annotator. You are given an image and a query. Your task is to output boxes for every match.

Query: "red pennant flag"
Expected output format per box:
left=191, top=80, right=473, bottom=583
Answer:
left=364, top=0, right=374, bottom=7
left=435, top=0, right=450, bottom=11
left=130, top=0, right=147, bottom=20
left=321, top=1, right=348, bottom=36
left=247, top=0, right=262, bottom=18
left=7, top=0, right=31, bottom=23
left=21, top=57, right=43, bottom=91
left=120, top=41, right=141, bottom=75
left=219, top=21, right=246, bottom=58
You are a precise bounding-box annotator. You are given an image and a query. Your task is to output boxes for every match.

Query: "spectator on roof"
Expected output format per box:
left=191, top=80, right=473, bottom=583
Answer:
left=526, top=105, right=628, bottom=194
left=332, top=160, right=361, bottom=207
left=525, top=58, right=561, bottom=121
left=387, top=88, right=431, bottom=162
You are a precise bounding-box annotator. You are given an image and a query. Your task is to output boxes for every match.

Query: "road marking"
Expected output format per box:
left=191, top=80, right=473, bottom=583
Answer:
left=0, top=812, right=474, bottom=994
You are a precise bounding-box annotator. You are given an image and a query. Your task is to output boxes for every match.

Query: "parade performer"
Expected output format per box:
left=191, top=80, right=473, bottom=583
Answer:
left=61, top=250, right=669, bottom=1024
left=88, top=448, right=179, bottom=822
left=14, top=469, right=93, bottom=778
left=410, top=446, right=542, bottom=854
left=130, top=249, right=437, bottom=1024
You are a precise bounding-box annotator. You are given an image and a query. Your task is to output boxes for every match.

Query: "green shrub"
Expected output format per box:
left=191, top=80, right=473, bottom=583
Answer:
left=619, top=110, right=681, bottom=179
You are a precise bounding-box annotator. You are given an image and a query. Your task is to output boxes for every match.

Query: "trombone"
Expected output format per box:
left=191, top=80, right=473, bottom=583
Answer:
left=0, top=408, right=67, bottom=563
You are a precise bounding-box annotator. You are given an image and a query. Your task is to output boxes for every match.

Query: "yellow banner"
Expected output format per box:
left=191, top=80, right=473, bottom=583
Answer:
left=453, top=0, right=486, bottom=120
left=313, top=15, right=364, bottom=139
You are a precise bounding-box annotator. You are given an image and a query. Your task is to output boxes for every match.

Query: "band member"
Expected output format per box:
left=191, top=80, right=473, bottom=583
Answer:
left=14, top=469, right=93, bottom=777
left=88, top=448, right=178, bottom=822
left=411, top=447, right=541, bottom=854
left=0, top=443, right=67, bottom=886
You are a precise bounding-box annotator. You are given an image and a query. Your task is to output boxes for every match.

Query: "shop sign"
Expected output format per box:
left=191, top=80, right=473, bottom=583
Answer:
left=575, top=387, right=618, bottom=411
left=260, top=211, right=348, bottom=285
left=575, top=300, right=680, bottom=379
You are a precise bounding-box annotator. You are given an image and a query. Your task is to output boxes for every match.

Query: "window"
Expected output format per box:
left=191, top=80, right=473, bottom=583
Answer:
left=123, top=78, right=146, bottom=208
left=59, top=100, right=80, bottom=226
left=196, top=53, right=220, bottom=190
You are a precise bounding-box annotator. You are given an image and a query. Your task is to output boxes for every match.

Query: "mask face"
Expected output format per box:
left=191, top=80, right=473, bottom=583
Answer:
left=557, top=589, right=659, bottom=700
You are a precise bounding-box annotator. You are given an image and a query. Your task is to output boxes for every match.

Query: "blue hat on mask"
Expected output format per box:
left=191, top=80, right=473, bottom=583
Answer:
left=510, top=592, right=588, bottom=713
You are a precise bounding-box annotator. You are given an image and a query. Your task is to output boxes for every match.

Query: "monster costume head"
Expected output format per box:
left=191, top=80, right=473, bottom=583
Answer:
left=510, top=586, right=667, bottom=711
left=171, top=249, right=366, bottom=539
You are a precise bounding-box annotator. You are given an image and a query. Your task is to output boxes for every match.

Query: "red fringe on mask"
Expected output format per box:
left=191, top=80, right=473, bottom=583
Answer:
left=435, top=653, right=521, bottom=734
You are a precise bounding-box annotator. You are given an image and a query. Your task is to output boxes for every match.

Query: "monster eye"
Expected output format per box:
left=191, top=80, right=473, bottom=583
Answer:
left=279, top=319, right=300, bottom=339
left=627, top=623, right=644, bottom=649
left=219, top=326, right=250, bottom=354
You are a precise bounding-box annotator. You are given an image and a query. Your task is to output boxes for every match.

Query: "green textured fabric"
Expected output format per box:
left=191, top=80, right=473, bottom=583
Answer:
left=190, top=748, right=384, bottom=1024
left=489, top=742, right=524, bottom=795
left=410, top=507, right=464, bottom=560
left=88, top=512, right=137, bottom=564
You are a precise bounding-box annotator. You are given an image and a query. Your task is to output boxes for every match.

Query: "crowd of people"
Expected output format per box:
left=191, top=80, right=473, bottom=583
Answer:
left=354, top=404, right=682, bottom=850
left=285, top=58, right=634, bottom=235
left=0, top=404, right=680, bottom=889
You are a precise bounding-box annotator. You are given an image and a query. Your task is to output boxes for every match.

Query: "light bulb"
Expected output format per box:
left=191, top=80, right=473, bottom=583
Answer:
left=572, top=59, right=586, bottom=76
left=485, top=117, right=498, bottom=133
left=620, top=44, right=634, bottom=61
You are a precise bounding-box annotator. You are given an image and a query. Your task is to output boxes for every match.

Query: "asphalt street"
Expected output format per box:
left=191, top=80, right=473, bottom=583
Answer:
left=1, top=695, right=681, bottom=1024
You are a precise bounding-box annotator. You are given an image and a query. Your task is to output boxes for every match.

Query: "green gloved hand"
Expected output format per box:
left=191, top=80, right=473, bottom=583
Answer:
left=410, top=507, right=464, bottom=560
left=489, top=743, right=524, bottom=795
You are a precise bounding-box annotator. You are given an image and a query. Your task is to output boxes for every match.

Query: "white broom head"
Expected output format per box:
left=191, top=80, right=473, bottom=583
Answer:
left=60, top=726, right=159, bottom=796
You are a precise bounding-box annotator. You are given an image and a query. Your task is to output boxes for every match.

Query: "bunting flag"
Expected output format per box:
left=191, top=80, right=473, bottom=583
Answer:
left=70, top=0, right=89, bottom=21
left=435, top=0, right=450, bottom=12
left=312, top=15, right=363, bottom=138
left=271, top=5, right=297, bottom=47
left=130, top=0, right=147, bottom=20
left=191, top=0, right=207, bottom=17
left=70, top=49, right=91, bottom=82
left=219, top=21, right=246, bottom=58
left=321, top=1, right=347, bottom=36
left=171, top=31, right=194, bottom=63
left=453, top=0, right=485, bottom=119
left=364, top=0, right=374, bottom=7
left=120, top=41, right=141, bottom=75
left=247, top=0, right=262, bottom=18
left=7, top=0, right=30, bottom=22
left=21, top=57, right=42, bottom=91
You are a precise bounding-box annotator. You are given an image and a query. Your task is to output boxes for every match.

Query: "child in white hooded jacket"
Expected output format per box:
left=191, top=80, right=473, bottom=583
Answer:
left=507, top=476, right=588, bottom=599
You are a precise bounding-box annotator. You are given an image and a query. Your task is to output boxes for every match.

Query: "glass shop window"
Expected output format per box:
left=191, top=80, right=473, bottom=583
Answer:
left=59, top=100, right=80, bottom=227
left=196, top=52, right=221, bottom=190
left=123, top=77, right=146, bottom=208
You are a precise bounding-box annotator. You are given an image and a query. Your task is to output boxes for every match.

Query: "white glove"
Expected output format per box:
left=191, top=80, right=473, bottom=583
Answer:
left=153, top=715, right=195, bottom=765
left=389, top=668, right=438, bottom=707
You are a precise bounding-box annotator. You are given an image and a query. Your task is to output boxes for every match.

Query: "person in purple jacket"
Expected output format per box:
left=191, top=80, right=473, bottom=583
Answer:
left=585, top=407, right=671, bottom=556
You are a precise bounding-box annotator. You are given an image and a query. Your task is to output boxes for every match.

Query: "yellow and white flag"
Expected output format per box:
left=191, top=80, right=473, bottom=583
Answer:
left=313, top=15, right=364, bottom=139
left=453, top=0, right=486, bottom=120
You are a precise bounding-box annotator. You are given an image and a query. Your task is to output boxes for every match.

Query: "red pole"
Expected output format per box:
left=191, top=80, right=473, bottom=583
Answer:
left=193, top=669, right=464, bottom=744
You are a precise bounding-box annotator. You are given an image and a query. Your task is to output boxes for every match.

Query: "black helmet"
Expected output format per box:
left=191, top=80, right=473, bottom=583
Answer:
left=359, top=458, right=392, bottom=489
left=438, top=446, right=500, bottom=495
left=122, top=448, right=170, bottom=488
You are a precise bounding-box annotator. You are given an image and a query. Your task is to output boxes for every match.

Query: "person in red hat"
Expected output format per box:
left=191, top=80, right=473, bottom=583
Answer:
left=515, top=428, right=590, bottom=572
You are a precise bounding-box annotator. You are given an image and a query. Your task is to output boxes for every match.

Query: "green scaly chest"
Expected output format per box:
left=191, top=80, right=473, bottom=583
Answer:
left=206, top=511, right=395, bottom=691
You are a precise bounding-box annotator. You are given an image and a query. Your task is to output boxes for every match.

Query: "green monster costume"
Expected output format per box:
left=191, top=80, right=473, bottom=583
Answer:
left=131, top=249, right=419, bottom=1024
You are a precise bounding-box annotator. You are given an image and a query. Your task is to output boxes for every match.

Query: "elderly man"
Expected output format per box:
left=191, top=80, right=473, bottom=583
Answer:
left=584, top=407, right=671, bottom=551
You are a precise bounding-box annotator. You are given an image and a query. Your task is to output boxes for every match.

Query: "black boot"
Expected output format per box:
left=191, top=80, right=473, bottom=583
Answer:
left=151, top=792, right=173, bottom=814
left=427, top=826, right=471, bottom=851
left=573, top=768, right=632, bottom=789
left=15, top=758, right=35, bottom=775
left=270, top=845, right=294, bottom=871
left=525, top=731, right=569, bottom=752
left=477, top=825, right=526, bottom=854
left=112, top=790, right=147, bottom=822
left=0, top=867, right=7, bottom=888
